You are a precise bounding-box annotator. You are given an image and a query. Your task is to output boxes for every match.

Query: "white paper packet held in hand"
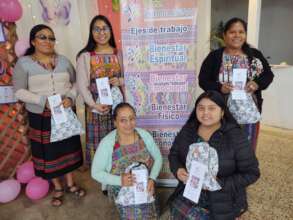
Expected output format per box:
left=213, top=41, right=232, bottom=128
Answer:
left=186, top=142, right=221, bottom=191
left=115, top=162, right=155, bottom=206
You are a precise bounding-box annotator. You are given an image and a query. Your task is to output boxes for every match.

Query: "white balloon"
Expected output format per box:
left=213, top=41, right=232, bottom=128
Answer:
left=0, top=179, right=21, bottom=203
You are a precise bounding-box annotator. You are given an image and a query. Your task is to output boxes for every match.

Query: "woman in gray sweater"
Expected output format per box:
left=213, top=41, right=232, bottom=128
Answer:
left=13, top=24, right=85, bottom=207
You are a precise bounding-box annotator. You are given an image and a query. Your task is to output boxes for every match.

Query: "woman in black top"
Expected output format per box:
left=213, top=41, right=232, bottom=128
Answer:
left=168, top=91, right=260, bottom=220
left=198, top=17, right=274, bottom=151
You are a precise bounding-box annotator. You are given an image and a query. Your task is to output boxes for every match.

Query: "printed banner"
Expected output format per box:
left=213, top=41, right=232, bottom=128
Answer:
left=120, top=0, right=198, bottom=185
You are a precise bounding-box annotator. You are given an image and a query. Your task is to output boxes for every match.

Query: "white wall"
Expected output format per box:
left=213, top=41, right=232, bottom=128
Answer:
left=262, top=66, right=293, bottom=129
left=196, top=0, right=212, bottom=96
left=211, top=0, right=293, bottom=65
left=259, top=0, right=293, bottom=64
left=211, top=0, right=248, bottom=30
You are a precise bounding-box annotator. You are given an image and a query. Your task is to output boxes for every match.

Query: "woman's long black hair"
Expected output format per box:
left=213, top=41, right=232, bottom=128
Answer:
left=186, top=91, right=237, bottom=128
left=24, top=24, right=54, bottom=56
left=77, top=15, right=116, bottom=58
left=223, top=17, right=253, bottom=64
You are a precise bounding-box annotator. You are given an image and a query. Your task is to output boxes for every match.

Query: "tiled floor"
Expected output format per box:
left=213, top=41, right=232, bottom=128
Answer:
left=0, top=124, right=292, bottom=220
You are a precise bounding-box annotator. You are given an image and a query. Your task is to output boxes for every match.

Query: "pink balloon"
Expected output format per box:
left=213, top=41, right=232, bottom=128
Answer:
left=0, top=179, right=21, bottom=203
left=16, top=161, right=35, bottom=184
left=0, top=0, right=23, bottom=22
left=14, top=38, right=30, bottom=58
left=25, top=177, right=49, bottom=200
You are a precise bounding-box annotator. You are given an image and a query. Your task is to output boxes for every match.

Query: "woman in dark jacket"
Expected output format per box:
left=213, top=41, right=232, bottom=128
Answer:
left=168, top=91, right=260, bottom=220
left=198, top=17, right=274, bottom=151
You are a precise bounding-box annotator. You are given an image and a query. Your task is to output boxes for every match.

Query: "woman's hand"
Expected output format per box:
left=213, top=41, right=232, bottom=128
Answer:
left=45, top=100, right=50, bottom=109
left=220, top=82, right=234, bottom=94
left=147, top=179, right=155, bottom=195
left=109, top=77, right=120, bottom=86
left=62, top=97, right=72, bottom=108
left=245, top=81, right=259, bottom=93
left=92, top=104, right=110, bottom=114
left=121, top=173, right=135, bottom=187
left=45, top=97, right=72, bottom=109
left=176, top=168, right=189, bottom=184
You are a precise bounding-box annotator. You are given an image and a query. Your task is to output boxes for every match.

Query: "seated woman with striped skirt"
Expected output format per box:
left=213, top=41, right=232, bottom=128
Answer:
left=91, top=103, right=163, bottom=219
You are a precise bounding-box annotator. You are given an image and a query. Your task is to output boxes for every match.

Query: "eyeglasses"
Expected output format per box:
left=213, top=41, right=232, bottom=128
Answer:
left=93, top=26, right=110, bottom=34
left=35, top=34, right=56, bottom=42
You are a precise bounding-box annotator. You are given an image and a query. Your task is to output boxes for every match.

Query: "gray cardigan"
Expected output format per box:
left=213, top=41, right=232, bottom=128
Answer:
left=13, top=55, right=77, bottom=113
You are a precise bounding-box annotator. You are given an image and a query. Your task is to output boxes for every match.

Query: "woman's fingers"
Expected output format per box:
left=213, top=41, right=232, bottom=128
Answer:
left=147, top=179, right=155, bottom=195
left=94, top=104, right=110, bottom=113
left=179, top=168, right=188, bottom=177
left=121, top=173, right=129, bottom=186
left=221, top=83, right=233, bottom=94
left=109, top=77, right=120, bottom=86
left=121, top=173, right=135, bottom=186
left=122, top=175, right=155, bottom=196
left=101, top=104, right=110, bottom=110
left=45, top=100, right=50, bottom=109
left=177, top=168, right=189, bottom=183
left=245, top=81, right=259, bottom=93
left=62, top=98, right=72, bottom=108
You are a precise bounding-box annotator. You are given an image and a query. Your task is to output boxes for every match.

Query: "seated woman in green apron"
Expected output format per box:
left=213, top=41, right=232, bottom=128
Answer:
left=91, top=102, right=163, bottom=219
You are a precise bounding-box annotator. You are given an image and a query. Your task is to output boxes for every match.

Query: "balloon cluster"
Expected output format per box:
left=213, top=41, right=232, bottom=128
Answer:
left=0, top=0, right=23, bottom=22
left=14, top=38, right=30, bottom=57
left=0, top=2, right=45, bottom=203
left=0, top=0, right=28, bottom=57
left=0, top=161, right=49, bottom=203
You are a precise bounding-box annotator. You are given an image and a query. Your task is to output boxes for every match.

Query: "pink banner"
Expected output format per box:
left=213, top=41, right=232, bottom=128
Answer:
left=120, top=0, right=198, bottom=185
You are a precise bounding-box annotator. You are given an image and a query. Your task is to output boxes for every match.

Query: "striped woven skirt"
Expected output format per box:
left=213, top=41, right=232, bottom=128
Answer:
left=85, top=106, right=114, bottom=165
left=169, top=193, right=210, bottom=220
left=240, top=122, right=260, bottom=151
left=108, top=185, right=159, bottom=220
left=28, top=110, right=83, bottom=179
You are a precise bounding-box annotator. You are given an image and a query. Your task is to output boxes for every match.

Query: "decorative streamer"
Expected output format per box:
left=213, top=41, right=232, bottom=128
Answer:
left=39, top=0, right=71, bottom=25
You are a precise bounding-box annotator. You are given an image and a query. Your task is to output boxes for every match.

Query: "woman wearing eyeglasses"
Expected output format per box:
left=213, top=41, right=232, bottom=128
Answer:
left=13, top=24, right=85, bottom=207
left=91, top=102, right=163, bottom=219
left=76, top=15, right=125, bottom=171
